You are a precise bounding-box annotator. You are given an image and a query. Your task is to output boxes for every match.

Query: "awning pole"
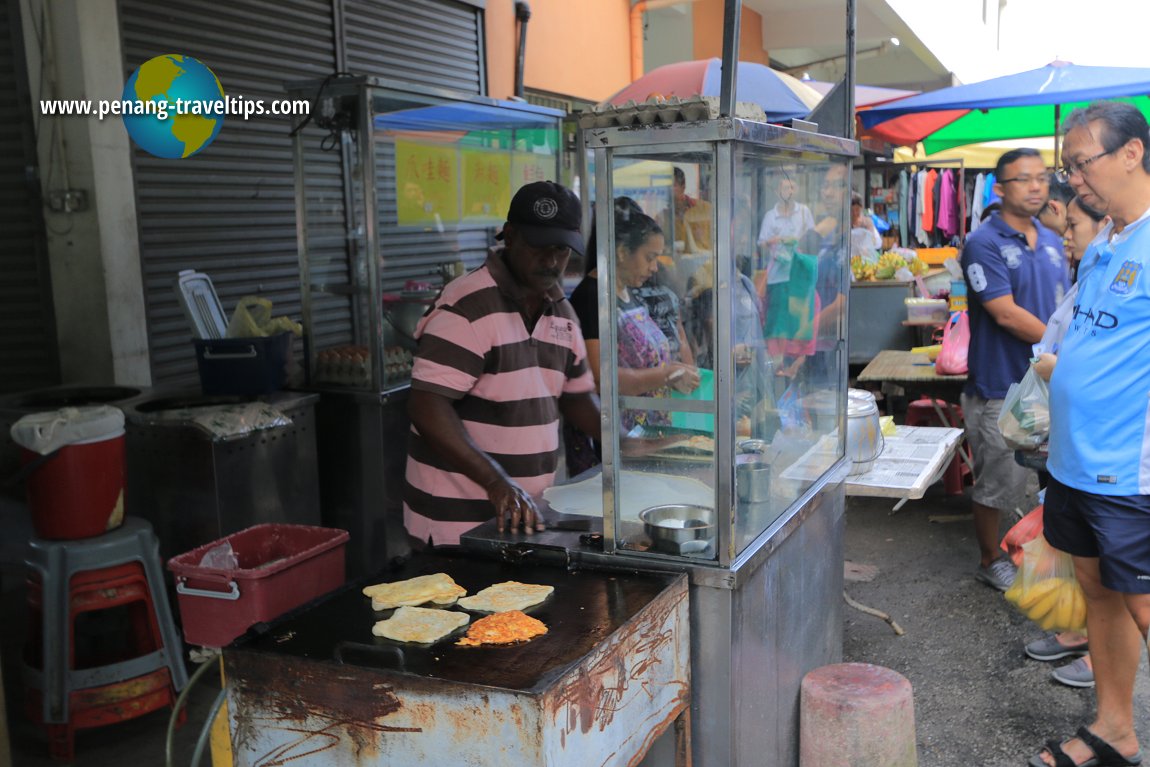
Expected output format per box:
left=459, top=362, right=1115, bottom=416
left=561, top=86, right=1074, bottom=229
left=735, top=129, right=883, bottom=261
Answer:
left=718, top=0, right=741, bottom=118
left=845, top=0, right=856, bottom=137
left=1054, top=103, right=1062, bottom=169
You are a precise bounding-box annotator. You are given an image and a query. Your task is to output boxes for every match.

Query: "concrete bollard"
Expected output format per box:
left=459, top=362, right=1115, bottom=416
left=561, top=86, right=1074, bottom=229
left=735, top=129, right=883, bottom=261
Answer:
left=800, top=662, right=917, bottom=767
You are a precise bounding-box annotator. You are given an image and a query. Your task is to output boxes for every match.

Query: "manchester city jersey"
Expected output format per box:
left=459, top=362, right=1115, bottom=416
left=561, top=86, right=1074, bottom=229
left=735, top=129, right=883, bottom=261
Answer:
left=1048, top=207, right=1150, bottom=495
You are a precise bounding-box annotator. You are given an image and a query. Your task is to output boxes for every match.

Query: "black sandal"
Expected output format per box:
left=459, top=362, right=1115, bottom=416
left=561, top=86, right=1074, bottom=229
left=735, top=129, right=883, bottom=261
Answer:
left=1076, top=727, right=1143, bottom=767
left=1027, top=736, right=1100, bottom=767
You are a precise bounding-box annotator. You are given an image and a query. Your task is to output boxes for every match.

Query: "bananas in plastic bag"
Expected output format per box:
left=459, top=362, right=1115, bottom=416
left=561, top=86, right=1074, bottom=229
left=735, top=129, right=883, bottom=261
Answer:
left=1004, top=535, right=1086, bottom=633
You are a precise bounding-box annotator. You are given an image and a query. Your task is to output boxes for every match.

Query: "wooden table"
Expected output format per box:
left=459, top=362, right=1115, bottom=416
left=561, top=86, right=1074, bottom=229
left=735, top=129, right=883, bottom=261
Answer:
left=855, top=350, right=973, bottom=474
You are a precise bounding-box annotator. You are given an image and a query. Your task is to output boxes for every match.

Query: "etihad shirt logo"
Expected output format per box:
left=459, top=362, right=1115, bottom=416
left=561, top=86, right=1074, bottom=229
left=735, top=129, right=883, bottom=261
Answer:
left=1110, top=260, right=1143, bottom=295
left=1072, top=305, right=1119, bottom=330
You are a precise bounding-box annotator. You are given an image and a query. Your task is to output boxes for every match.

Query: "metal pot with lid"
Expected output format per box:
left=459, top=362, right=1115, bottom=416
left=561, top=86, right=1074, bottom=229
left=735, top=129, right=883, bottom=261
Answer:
left=845, top=389, right=883, bottom=476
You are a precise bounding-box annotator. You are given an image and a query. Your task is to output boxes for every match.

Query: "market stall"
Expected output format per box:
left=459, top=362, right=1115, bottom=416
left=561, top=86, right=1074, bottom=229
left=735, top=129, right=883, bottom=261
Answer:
left=470, top=113, right=853, bottom=767
left=270, top=4, right=856, bottom=754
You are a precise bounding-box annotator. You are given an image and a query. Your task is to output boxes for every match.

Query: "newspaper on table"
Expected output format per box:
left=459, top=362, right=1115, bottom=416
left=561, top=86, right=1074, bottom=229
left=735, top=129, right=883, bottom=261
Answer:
left=781, top=425, right=963, bottom=499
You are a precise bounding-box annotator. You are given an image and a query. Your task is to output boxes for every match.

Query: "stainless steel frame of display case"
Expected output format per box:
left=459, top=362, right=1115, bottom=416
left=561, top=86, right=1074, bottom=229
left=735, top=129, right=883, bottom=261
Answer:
left=588, top=116, right=857, bottom=767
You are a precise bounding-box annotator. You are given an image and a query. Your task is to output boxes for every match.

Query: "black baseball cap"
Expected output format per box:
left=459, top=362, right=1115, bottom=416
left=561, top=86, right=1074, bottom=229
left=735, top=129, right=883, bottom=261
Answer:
left=497, top=181, right=584, bottom=255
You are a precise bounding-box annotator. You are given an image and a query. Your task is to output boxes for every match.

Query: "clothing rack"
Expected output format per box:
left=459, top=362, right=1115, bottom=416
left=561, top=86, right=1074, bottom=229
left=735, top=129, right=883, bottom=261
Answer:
left=861, top=158, right=967, bottom=246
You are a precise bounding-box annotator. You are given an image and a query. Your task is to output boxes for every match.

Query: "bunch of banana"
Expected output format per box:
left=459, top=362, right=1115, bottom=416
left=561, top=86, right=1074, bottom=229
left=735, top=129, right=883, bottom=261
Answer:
left=1005, top=576, right=1087, bottom=632
left=906, top=257, right=930, bottom=276
left=850, top=255, right=878, bottom=281
left=875, top=251, right=908, bottom=279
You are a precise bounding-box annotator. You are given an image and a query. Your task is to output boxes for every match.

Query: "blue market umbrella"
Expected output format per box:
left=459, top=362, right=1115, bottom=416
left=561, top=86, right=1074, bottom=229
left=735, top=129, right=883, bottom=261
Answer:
left=858, top=61, right=1150, bottom=157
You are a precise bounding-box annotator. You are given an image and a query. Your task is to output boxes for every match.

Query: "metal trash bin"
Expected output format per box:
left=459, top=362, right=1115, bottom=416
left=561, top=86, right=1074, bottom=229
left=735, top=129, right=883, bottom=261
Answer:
left=122, top=389, right=321, bottom=562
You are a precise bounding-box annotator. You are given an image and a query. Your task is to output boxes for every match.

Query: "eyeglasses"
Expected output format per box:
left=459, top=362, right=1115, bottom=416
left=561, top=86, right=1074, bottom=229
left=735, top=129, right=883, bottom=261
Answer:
left=999, top=173, right=1051, bottom=186
left=1055, top=149, right=1115, bottom=182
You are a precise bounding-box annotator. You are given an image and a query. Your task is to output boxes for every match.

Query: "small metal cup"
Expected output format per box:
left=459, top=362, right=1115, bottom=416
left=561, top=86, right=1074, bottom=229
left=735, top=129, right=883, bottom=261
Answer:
left=736, top=456, right=771, bottom=503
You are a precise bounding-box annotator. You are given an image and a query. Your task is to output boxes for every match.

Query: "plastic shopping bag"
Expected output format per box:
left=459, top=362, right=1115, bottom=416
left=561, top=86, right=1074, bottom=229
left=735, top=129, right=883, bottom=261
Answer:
left=1004, top=535, right=1086, bottom=633
left=227, top=296, right=303, bottom=338
left=997, top=363, right=1050, bottom=450
left=935, top=311, right=969, bottom=375
left=1000, top=504, right=1044, bottom=566
left=1034, top=282, right=1078, bottom=356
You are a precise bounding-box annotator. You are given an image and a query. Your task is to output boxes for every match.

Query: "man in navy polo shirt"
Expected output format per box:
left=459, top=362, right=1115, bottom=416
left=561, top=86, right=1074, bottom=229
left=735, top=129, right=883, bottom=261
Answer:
left=961, top=148, right=1069, bottom=592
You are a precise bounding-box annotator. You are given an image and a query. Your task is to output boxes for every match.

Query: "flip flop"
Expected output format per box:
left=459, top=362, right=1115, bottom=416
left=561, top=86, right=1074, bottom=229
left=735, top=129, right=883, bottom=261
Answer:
left=1027, top=737, right=1100, bottom=767
left=1076, top=727, right=1142, bottom=767
left=1028, top=729, right=1144, bottom=767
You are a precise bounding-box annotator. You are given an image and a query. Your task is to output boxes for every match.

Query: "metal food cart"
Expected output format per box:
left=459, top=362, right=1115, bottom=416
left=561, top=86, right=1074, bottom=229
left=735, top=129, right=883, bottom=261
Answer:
left=464, top=115, right=857, bottom=766
left=269, top=60, right=856, bottom=766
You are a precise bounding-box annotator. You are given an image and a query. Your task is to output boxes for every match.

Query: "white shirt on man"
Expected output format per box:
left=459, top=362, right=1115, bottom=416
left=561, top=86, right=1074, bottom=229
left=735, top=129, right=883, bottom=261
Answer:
left=758, top=201, right=814, bottom=244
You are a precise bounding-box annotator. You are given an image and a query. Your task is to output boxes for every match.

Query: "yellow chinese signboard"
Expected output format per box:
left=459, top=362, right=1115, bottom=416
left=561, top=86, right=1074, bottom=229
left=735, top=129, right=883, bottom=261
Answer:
left=511, top=151, right=554, bottom=189
left=395, top=140, right=458, bottom=225
left=394, top=141, right=557, bottom=227
left=462, top=149, right=511, bottom=222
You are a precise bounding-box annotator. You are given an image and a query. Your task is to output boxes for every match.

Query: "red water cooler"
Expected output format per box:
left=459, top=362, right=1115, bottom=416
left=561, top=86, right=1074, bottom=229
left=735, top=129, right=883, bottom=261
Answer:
left=12, top=405, right=126, bottom=539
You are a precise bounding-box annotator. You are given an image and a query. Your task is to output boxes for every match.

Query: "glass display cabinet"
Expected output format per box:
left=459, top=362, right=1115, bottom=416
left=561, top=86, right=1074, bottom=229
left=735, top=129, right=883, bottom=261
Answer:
left=592, top=119, right=856, bottom=567
left=286, top=76, right=564, bottom=573
left=287, top=76, right=565, bottom=395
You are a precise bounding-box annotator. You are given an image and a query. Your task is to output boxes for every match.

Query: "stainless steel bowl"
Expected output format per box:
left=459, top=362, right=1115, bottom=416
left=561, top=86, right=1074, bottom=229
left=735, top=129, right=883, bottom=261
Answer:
left=639, top=504, right=715, bottom=553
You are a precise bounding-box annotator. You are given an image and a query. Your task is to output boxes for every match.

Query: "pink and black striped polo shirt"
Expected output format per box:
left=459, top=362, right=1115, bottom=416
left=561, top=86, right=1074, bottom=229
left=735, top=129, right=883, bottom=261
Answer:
left=403, top=250, right=596, bottom=545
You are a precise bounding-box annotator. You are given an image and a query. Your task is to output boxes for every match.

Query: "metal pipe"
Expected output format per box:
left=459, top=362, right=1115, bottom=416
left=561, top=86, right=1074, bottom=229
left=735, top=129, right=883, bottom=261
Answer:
left=718, top=0, right=742, bottom=118
left=845, top=0, right=856, bottom=138
left=514, top=1, right=531, bottom=99
left=630, top=1, right=648, bottom=83
left=1054, top=103, right=1062, bottom=169
left=630, top=0, right=702, bottom=83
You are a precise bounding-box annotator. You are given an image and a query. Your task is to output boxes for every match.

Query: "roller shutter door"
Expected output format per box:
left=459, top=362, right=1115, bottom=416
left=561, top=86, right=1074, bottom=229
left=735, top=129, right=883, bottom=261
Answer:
left=342, top=0, right=493, bottom=296
left=0, top=0, right=59, bottom=392
left=120, top=0, right=339, bottom=384
left=121, top=0, right=487, bottom=383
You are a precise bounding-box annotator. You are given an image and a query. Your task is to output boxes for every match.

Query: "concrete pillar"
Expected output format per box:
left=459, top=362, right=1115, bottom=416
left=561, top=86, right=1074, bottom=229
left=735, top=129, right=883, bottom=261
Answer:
left=20, top=0, right=151, bottom=386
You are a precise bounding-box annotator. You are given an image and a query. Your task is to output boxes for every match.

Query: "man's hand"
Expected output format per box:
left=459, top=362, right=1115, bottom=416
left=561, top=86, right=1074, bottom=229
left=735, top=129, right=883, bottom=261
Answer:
left=1033, top=353, right=1057, bottom=382
left=486, top=477, right=545, bottom=535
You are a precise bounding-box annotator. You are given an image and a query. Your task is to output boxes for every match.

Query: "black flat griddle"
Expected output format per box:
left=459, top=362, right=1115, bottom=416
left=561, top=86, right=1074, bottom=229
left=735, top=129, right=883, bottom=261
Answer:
left=228, top=551, right=679, bottom=694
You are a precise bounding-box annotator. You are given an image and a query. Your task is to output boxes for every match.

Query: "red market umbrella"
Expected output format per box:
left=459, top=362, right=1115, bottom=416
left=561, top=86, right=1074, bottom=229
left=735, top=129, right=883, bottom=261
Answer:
left=606, top=58, right=822, bottom=123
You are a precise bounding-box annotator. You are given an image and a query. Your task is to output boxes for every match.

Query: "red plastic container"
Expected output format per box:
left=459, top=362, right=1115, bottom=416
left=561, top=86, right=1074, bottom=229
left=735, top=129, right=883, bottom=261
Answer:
left=20, top=433, right=126, bottom=540
left=167, top=524, right=349, bottom=647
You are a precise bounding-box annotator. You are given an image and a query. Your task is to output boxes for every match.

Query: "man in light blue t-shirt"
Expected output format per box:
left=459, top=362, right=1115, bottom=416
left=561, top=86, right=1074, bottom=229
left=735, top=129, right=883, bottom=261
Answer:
left=1026, top=101, right=1150, bottom=767
left=960, top=148, right=1069, bottom=593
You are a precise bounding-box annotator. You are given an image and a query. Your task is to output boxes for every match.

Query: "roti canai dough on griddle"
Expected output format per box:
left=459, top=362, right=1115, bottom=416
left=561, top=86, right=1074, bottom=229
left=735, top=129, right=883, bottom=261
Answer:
left=457, top=581, right=554, bottom=613
left=362, top=573, right=467, bottom=611
left=372, top=606, right=470, bottom=643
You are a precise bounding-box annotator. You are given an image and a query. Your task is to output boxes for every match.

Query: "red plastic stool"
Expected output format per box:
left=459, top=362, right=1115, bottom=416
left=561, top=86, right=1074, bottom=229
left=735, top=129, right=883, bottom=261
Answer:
left=23, top=517, right=187, bottom=761
left=905, top=397, right=971, bottom=495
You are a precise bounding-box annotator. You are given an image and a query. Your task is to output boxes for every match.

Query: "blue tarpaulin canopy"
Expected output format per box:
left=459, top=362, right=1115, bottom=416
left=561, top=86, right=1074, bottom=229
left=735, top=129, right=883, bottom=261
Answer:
left=858, top=62, right=1150, bottom=154
left=374, top=100, right=562, bottom=133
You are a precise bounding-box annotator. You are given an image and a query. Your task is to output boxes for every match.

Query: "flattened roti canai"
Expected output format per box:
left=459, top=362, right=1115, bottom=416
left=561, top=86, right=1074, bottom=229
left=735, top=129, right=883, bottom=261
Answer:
left=362, top=573, right=467, bottom=611
left=457, top=581, right=554, bottom=613
left=372, top=606, right=470, bottom=643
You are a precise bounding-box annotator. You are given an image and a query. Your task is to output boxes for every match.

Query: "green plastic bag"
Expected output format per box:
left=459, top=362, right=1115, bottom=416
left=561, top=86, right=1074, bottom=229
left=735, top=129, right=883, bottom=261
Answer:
left=226, top=296, right=302, bottom=338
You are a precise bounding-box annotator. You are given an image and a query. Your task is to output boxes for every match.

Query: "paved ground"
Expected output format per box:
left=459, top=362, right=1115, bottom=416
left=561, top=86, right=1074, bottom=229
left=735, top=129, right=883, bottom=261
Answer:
left=843, top=486, right=1150, bottom=767
left=3, top=483, right=1149, bottom=766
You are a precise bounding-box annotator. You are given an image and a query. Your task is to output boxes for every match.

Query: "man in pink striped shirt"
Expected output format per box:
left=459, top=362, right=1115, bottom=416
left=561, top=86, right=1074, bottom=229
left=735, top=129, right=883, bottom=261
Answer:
left=404, top=181, right=601, bottom=546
